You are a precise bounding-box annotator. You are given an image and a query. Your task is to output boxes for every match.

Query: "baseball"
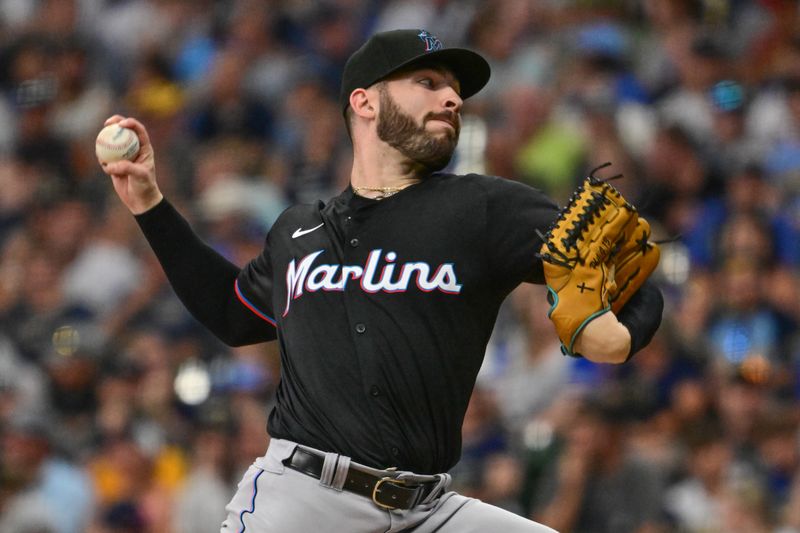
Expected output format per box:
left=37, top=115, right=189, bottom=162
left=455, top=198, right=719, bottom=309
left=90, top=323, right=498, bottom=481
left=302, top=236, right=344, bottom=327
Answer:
left=95, top=124, right=140, bottom=163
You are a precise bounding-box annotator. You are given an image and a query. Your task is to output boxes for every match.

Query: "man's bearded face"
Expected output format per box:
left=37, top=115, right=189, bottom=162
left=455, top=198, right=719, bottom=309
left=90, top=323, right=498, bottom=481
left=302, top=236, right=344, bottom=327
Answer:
left=376, top=84, right=460, bottom=172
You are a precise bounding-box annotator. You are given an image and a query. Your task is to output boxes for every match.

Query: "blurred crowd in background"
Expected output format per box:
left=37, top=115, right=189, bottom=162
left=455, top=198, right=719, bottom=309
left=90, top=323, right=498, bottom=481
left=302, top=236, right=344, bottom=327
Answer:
left=1, top=0, right=800, bottom=531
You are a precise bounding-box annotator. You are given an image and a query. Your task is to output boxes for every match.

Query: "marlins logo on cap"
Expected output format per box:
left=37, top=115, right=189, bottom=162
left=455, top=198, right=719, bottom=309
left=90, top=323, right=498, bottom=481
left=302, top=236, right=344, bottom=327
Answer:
left=418, top=30, right=443, bottom=52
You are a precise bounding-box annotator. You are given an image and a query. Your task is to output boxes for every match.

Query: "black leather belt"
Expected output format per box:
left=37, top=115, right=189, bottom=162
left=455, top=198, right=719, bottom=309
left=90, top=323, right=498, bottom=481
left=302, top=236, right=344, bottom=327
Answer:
left=283, top=447, right=441, bottom=510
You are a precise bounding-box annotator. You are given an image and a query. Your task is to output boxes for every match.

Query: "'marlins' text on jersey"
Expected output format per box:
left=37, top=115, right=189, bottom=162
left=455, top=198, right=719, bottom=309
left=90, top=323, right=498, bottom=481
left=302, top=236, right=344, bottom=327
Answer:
left=284, top=248, right=462, bottom=316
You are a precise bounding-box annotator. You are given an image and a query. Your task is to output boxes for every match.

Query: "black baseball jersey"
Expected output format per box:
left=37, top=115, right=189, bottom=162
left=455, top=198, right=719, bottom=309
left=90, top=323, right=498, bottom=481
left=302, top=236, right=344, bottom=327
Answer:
left=235, top=173, right=559, bottom=474
left=136, top=172, right=662, bottom=474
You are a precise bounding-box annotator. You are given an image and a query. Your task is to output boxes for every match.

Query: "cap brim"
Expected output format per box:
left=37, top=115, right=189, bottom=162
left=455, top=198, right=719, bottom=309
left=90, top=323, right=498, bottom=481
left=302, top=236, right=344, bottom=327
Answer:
left=382, top=48, right=491, bottom=100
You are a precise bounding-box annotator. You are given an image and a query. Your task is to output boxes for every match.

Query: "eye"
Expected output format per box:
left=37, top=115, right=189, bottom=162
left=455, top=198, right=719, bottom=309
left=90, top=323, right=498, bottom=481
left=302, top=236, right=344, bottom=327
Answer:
left=418, top=77, right=434, bottom=88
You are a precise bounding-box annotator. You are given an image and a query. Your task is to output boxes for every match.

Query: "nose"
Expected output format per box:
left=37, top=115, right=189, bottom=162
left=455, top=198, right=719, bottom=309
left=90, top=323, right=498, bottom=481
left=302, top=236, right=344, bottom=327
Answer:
left=442, top=87, right=462, bottom=113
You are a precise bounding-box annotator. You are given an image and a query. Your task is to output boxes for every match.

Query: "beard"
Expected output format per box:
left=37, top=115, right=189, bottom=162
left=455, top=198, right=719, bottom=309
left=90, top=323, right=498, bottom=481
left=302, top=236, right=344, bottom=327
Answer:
left=376, top=86, right=460, bottom=172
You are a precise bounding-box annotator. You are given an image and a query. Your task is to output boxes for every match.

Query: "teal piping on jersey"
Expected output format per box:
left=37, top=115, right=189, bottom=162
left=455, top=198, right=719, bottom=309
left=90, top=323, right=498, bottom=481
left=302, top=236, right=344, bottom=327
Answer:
left=235, top=280, right=277, bottom=327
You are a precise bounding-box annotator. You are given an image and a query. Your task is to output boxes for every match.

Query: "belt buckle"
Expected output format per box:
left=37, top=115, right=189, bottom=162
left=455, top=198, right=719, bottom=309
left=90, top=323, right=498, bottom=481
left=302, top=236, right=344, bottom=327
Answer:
left=372, top=476, right=406, bottom=510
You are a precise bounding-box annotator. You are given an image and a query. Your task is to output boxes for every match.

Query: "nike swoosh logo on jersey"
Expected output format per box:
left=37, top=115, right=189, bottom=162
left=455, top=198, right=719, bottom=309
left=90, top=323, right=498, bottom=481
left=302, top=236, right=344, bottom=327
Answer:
left=292, top=223, right=324, bottom=239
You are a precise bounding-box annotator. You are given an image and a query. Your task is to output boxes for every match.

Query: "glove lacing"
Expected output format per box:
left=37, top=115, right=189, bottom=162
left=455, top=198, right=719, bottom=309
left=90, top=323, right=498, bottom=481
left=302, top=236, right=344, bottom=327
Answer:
left=536, top=162, right=630, bottom=270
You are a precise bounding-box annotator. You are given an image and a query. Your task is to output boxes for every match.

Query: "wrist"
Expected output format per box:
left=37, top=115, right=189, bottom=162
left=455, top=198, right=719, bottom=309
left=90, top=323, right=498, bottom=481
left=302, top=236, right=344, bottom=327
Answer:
left=573, top=312, right=631, bottom=363
left=131, top=190, right=164, bottom=215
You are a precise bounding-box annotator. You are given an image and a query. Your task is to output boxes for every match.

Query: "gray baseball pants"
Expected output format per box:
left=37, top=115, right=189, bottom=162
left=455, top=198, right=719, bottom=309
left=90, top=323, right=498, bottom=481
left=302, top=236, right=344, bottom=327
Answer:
left=220, top=438, right=557, bottom=532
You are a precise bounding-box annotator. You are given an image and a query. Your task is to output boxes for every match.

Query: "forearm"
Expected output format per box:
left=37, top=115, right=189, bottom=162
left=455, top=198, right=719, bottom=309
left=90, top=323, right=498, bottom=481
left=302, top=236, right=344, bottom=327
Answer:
left=574, top=281, right=664, bottom=363
left=616, top=280, right=663, bottom=358
left=135, top=199, right=275, bottom=346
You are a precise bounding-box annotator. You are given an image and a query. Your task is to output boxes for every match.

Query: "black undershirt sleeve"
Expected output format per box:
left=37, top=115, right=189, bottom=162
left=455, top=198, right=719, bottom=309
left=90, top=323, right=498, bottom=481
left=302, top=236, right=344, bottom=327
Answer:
left=134, top=199, right=276, bottom=346
left=616, top=280, right=664, bottom=360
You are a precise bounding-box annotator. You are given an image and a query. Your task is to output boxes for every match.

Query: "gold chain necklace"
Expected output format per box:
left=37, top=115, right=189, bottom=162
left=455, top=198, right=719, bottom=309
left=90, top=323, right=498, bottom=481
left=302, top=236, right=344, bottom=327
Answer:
left=352, top=184, right=411, bottom=200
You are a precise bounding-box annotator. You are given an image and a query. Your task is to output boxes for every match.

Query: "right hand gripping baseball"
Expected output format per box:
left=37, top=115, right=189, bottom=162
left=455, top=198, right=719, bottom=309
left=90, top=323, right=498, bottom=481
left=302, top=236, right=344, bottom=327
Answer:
left=538, top=177, right=638, bottom=355
left=97, top=115, right=163, bottom=215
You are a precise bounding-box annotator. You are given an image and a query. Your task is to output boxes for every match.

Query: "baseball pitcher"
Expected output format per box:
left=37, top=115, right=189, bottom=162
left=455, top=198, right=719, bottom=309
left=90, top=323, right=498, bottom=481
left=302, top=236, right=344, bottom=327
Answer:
left=99, top=29, right=663, bottom=533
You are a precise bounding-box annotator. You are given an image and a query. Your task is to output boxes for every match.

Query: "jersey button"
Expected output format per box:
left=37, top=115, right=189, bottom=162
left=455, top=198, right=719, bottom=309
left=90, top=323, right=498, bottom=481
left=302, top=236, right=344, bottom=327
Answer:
left=355, top=323, right=366, bottom=334
left=391, top=447, right=400, bottom=457
left=350, top=238, right=359, bottom=247
left=370, top=386, right=380, bottom=397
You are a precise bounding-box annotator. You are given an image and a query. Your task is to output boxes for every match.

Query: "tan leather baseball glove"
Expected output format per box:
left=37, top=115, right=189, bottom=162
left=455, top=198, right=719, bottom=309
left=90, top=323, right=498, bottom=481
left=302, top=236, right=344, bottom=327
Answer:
left=537, top=167, right=639, bottom=355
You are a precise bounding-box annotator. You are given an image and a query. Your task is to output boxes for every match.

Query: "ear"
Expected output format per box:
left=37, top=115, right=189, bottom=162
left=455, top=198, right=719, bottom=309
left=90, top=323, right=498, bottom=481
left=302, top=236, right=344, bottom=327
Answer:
left=349, top=88, right=376, bottom=120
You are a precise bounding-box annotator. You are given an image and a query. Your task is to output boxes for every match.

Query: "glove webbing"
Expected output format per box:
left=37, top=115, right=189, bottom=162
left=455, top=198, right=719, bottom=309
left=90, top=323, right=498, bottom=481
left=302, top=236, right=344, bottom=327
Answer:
left=536, top=171, right=632, bottom=270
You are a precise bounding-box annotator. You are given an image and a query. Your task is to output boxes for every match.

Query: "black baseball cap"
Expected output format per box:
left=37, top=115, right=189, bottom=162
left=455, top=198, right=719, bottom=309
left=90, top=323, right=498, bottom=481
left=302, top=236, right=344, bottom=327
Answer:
left=339, top=29, right=491, bottom=114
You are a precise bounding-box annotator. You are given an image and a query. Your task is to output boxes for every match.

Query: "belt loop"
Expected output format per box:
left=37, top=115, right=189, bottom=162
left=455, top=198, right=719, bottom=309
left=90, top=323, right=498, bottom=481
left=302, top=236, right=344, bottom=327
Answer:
left=421, top=473, right=451, bottom=504
left=331, top=455, right=351, bottom=491
left=319, top=452, right=339, bottom=488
